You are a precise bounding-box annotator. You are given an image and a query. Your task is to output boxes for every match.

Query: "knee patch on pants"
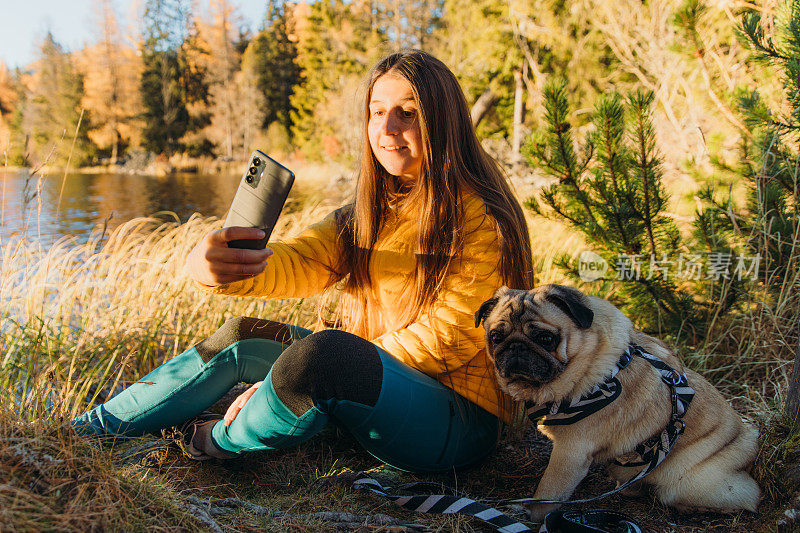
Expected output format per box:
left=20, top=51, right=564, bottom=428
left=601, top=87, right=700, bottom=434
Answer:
left=194, top=317, right=294, bottom=363
left=270, top=329, right=383, bottom=416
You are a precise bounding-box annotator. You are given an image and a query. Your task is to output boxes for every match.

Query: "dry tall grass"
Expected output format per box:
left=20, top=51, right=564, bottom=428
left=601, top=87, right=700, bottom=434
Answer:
left=0, top=202, right=334, bottom=423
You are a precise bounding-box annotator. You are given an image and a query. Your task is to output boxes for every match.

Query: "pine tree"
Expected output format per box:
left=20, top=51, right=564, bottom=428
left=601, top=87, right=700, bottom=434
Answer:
left=19, top=33, right=93, bottom=166
left=200, top=0, right=242, bottom=159
left=179, top=11, right=212, bottom=156
left=735, top=2, right=800, bottom=426
left=289, top=0, right=332, bottom=156
left=737, top=6, right=800, bottom=291
left=140, top=0, right=203, bottom=156
left=79, top=0, right=143, bottom=162
left=244, top=0, right=300, bottom=134
left=526, top=80, right=733, bottom=337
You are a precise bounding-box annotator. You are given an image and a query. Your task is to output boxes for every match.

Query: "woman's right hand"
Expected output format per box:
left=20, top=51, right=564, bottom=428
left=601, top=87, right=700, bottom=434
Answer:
left=185, top=227, right=273, bottom=286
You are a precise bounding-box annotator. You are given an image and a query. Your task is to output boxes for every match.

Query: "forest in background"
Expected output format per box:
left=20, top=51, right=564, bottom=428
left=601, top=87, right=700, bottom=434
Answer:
left=0, top=0, right=782, bottom=180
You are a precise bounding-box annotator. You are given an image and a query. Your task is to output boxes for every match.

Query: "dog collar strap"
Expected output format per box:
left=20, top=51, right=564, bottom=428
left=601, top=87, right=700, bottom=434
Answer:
left=630, top=343, right=694, bottom=419
left=524, top=347, right=634, bottom=426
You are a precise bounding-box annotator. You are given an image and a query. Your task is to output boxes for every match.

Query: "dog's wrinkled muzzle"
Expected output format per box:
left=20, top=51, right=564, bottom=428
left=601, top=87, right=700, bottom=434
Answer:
left=497, top=342, right=556, bottom=383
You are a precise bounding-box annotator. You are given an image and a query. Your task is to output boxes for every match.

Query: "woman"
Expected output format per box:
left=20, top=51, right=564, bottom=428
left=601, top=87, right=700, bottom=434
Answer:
left=72, top=50, right=534, bottom=472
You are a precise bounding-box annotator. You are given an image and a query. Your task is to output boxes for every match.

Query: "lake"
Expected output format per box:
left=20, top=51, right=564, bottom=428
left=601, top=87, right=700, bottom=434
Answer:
left=0, top=169, right=311, bottom=247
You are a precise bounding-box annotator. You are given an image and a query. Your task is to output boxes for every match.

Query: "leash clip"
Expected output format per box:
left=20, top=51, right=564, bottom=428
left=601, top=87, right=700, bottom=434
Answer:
left=670, top=388, right=679, bottom=417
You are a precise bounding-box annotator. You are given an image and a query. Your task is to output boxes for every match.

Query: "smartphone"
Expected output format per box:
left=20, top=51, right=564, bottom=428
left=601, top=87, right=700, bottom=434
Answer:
left=223, top=150, right=295, bottom=249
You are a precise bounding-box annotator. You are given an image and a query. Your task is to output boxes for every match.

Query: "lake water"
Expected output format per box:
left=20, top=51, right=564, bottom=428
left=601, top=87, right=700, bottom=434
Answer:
left=0, top=169, right=296, bottom=247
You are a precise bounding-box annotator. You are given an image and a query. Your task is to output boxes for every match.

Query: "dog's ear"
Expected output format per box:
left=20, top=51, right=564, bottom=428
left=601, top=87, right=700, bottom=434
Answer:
left=545, top=286, right=594, bottom=329
left=475, top=296, right=500, bottom=328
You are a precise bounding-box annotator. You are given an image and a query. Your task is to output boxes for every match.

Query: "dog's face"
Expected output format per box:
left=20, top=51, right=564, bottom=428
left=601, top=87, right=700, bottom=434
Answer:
left=475, top=284, right=623, bottom=402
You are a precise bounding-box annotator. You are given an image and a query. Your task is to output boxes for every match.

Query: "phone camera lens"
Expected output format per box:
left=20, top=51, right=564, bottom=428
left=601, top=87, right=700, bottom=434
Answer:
left=245, top=175, right=254, bottom=183
left=248, top=166, right=258, bottom=175
left=252, top=157, right=261, bottom=166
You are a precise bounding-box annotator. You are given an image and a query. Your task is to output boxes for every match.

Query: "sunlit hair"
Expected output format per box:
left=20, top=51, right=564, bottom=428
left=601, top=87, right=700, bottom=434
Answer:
left=323, top=49, right=534, bottom=343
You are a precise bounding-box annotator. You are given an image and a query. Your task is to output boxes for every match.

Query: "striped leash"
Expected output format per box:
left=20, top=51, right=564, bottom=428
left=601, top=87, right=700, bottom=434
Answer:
left=353, top=477, right=643, bottom=532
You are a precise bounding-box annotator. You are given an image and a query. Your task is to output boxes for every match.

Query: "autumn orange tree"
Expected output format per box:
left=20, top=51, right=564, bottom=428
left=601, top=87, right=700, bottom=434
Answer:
left=77, top=0, right=143, bottom=163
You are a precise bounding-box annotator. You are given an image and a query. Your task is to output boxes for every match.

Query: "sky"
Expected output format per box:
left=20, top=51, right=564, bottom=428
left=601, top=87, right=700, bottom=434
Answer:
left=0, top=0, right=272, bottom=69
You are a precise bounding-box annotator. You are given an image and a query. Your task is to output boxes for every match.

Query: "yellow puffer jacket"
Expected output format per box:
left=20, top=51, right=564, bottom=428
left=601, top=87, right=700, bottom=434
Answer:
left=199, top=192, right=515, bottom=423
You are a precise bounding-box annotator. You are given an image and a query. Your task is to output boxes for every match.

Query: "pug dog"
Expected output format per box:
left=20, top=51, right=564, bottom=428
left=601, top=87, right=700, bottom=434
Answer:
left=475, top=284, right=760, bottom=521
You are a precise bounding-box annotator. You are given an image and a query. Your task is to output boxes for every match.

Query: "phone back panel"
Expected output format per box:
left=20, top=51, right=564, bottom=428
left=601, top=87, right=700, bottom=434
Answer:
left=224, top=151, right=295, bottom=249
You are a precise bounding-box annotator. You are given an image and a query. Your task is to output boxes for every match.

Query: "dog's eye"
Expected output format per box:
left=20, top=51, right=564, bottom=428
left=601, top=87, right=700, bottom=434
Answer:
left=489, top=331, right=505, bottom=344
left=535, top=332, right=557, bottom=347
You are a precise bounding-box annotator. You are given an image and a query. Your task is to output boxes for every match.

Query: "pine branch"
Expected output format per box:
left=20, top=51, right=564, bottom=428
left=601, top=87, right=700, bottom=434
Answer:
left=525, top=78, right=712, bottom=333
left=593, top=93, right=634, bottom=253
left=629, top=90, right=659, bottom=258
left=544, top=81, right=601, bottom=231
left=548, top=199, right=584, bottom=228
left=741, top=11, right=792, bottom=62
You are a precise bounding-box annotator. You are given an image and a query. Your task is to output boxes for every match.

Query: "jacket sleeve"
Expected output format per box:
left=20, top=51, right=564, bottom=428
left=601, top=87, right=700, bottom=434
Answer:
left=371, top=205, right=503, bottom=377
left=195, top=210, right=341, bottom=299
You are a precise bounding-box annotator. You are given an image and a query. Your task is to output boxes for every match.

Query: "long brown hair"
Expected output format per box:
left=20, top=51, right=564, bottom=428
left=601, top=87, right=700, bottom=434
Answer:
left=327, top=50, right=534, bottom=339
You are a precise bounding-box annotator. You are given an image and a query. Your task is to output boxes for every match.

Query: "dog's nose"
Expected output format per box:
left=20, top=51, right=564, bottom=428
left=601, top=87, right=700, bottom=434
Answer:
left=504, top=342, right=530, bottom=375
left=505, top=355, right=528, bottom=375
left=507, top=341, right=528, bottom=355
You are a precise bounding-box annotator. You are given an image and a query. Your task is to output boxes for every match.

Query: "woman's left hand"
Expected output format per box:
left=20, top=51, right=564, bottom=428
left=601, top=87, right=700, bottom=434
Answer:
left=224, top=381, right=263, bottom=426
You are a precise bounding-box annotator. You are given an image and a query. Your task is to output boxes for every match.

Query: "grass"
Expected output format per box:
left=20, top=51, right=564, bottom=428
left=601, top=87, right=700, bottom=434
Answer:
left=0, top=166, right=796, bottom=531
left=0, top=407, right=200, bottom=531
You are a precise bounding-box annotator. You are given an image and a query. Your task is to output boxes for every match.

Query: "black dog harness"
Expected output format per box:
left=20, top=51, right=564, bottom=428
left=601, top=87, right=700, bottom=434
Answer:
left=354, top=344, right=695, bottom=532
left=527, top=343, right=695, bottom=480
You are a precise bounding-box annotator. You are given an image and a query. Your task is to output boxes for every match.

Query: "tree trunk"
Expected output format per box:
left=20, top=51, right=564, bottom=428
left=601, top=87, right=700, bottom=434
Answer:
left=512, top=68, right=525, bottom=161
left=111, top=129, right=119, bottom=165
left=786, top=314, right=800, bottom=428
left=471, top=87, right=499, bottom=127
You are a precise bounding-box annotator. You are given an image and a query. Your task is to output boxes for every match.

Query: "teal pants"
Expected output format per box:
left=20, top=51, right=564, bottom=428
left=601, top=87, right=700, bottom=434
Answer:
left=71, top=320, right=499, bottom=472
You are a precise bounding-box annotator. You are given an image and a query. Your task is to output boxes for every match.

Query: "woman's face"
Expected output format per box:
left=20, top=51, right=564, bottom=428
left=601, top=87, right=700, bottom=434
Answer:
left=368, top=74, right=423, bottom=183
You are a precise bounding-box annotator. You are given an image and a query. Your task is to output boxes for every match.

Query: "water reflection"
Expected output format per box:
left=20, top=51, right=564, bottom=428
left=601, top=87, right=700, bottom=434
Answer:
left=0, top=169, right=252, bottom=246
